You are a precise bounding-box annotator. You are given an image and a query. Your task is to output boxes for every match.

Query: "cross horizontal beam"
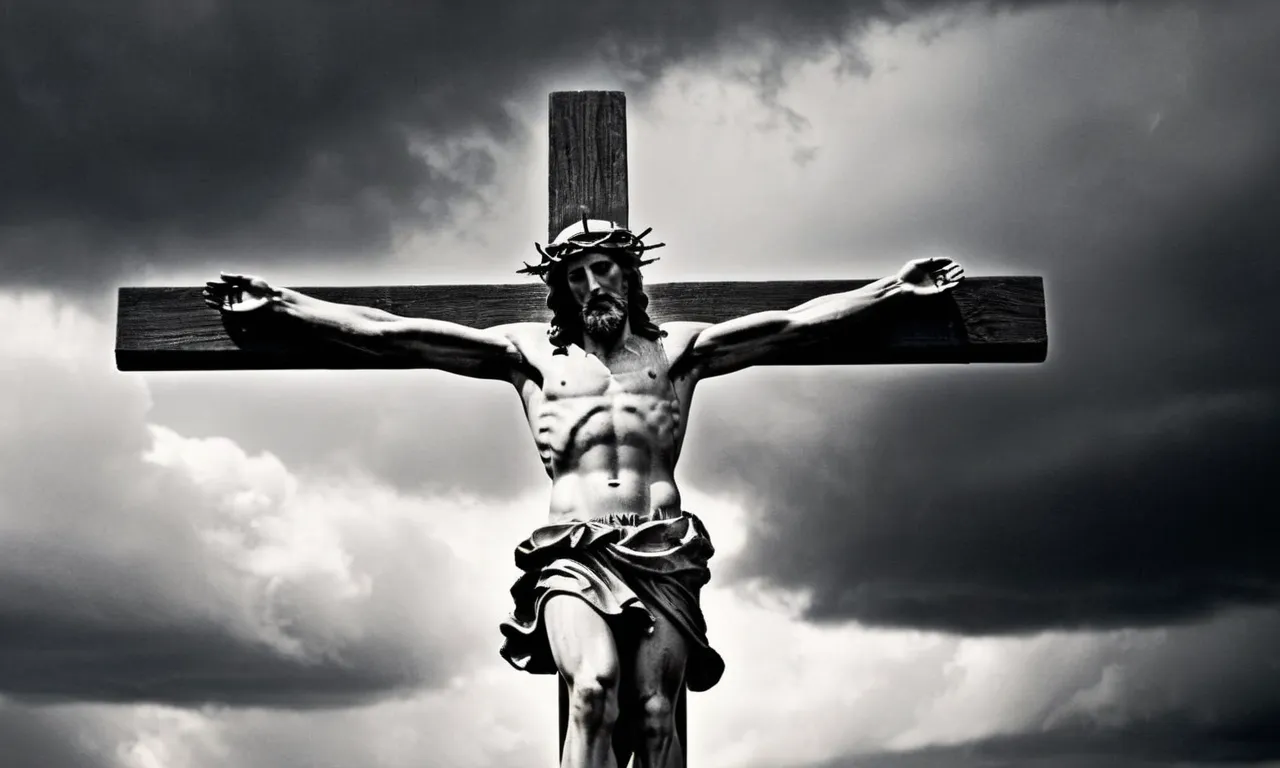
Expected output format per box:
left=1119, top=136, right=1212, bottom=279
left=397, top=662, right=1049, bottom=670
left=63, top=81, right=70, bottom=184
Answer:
left=115, top=276, right=1046, bottom=371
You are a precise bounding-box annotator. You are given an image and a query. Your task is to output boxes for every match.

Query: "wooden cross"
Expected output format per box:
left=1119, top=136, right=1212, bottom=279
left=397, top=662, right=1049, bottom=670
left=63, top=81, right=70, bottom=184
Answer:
left=116, top=91, right=1047, bottom=766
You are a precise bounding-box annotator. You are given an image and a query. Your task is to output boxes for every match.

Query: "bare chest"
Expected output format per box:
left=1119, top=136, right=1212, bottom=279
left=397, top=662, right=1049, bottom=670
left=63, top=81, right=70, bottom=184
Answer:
left=543, top=348, right=671, bottom=398
left=527, top=344, right=684, bottom=468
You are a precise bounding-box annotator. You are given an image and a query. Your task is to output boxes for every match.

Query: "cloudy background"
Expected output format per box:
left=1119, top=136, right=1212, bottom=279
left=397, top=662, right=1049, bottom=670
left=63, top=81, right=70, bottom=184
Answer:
left=1, top=1, right=1277, bottom=766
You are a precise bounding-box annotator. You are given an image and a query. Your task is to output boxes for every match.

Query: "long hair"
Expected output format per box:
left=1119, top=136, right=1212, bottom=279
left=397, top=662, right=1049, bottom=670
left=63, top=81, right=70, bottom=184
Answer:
left=545, top=256, right=665, bottom=349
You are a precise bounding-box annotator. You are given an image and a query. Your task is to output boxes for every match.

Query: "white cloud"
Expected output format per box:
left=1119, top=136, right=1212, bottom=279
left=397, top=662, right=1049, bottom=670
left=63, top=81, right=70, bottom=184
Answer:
left=0, top=290, right=534, bottom=703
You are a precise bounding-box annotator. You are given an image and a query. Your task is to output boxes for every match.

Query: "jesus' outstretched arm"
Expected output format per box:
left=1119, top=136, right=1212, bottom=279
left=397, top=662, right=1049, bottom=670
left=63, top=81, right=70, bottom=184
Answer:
left=666, top=256, right=964, bottom=380
left=203, top=272, right=531, bottom=380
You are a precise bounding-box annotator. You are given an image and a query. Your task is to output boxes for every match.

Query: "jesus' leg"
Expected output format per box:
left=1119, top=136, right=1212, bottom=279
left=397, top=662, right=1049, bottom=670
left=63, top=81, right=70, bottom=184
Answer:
left=545, top=594, right=621, bottom=768
left=630, top=612, right=688, bottom=768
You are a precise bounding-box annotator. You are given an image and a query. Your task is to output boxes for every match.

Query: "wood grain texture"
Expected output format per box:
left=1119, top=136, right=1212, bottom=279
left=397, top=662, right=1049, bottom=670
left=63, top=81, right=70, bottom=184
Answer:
left=115, top=277, right=1047, bottom=370
left=548, top=91, right=627, bottom=238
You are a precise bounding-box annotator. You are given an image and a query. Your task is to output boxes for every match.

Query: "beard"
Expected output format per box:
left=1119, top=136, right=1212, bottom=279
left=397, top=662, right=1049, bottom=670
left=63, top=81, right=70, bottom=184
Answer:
left=580, top=292, right=627, bottom=343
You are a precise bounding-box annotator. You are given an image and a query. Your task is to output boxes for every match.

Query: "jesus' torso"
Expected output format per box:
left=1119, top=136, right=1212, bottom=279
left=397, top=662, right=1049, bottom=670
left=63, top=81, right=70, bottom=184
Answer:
left=508, top=325, right=700, bottom=524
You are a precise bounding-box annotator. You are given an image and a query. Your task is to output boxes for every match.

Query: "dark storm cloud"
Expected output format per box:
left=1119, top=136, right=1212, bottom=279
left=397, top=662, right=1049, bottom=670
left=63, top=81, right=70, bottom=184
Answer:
left=0, top=0, right=1068, bottom=290
left=0, top=701, right=110, bottom=768
left=0, top=613, right=422, bottom=707
left=820, top=711, right=1280, bottom=767
left=821, top=733, right=1280, bottom=768
left=691, top=1, right=1280, bottom=634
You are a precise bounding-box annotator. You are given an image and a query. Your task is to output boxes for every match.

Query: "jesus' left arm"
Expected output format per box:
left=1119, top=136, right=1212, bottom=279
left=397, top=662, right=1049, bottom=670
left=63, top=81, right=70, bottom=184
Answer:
left=665, top=257, right=963, bottom=380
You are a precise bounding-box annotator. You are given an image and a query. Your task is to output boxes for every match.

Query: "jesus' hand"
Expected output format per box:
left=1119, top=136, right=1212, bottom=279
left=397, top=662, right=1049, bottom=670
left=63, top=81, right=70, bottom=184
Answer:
left=896, top=257, right=964, bottom=296
left=204, top=273, right=282, bottom=313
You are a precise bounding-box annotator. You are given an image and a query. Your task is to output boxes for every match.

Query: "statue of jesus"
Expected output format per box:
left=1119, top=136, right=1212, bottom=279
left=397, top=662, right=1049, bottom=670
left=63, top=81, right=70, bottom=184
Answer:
left=204, top=220, right=963, bottom=768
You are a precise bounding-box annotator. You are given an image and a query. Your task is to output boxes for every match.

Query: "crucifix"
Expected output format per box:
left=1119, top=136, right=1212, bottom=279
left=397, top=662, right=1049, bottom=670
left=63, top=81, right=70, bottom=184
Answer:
left=117, top=91, right=1046, bottom=767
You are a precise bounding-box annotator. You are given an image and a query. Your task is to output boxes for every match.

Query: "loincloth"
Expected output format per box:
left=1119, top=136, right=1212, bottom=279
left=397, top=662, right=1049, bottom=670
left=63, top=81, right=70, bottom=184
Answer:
left=498, top=511, right=725, bottom=692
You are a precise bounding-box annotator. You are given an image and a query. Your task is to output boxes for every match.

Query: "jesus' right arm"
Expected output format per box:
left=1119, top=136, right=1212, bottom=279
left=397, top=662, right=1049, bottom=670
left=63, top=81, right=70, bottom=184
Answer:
left=204, top=272, right=538, bottom=380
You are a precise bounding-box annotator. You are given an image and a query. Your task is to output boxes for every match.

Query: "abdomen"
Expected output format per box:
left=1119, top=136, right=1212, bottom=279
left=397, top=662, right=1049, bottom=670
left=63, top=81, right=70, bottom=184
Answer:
left=539, top=395, right=683, bottom=521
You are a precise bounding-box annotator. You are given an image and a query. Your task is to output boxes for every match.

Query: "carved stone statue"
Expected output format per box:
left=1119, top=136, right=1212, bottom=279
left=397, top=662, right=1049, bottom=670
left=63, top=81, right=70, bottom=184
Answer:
left=204, top=220, right=963, bottom=768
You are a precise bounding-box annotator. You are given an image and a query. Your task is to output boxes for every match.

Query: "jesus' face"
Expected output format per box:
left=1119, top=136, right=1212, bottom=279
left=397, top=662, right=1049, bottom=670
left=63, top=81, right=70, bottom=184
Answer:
left=565, top=251, right=628, bottom=344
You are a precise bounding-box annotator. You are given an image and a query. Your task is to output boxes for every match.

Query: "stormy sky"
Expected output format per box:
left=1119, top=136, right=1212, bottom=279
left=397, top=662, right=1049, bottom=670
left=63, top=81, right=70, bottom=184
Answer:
left=2, top=1, right=1277, bottom=766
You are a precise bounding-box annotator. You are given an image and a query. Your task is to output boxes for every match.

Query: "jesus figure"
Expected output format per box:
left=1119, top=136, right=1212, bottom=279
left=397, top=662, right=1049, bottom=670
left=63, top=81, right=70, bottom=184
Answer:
left=203, top=220, right=963, bottom=768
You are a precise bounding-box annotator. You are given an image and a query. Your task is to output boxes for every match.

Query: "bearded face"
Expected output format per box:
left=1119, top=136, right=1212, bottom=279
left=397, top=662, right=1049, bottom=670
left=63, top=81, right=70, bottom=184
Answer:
left=580, top=290, right=628, bottom=343
left=561, top=251, right=630, bottom=345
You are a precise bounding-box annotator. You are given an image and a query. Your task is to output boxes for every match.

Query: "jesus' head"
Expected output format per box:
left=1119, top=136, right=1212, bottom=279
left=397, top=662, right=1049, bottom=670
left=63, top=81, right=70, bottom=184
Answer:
left=567, top=251, right=629, bottom=343
left=519, top=219, right=666, bottom=349
left=545, top=250, right=664, bottom=349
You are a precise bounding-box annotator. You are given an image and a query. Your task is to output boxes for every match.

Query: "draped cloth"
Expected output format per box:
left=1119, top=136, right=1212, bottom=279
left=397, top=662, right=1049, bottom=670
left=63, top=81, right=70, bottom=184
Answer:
left=499, top=511, right=725, bottom=693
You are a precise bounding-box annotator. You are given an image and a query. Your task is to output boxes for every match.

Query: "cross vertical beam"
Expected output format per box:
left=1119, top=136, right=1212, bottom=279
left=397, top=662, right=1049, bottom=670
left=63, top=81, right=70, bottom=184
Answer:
left=549, top=89, right=688, bottom=768
left=549, top=90, right=628, bottom=236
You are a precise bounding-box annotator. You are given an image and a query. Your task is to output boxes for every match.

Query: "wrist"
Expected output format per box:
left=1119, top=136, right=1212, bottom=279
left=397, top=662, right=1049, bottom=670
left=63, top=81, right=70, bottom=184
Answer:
left=273, top=287, right=302, bottom=313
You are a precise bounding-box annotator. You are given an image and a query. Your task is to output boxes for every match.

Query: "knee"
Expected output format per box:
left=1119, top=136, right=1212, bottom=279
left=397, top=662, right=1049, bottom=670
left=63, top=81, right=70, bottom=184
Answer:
left=569, top=672, right=619, bottom=733
left=639, top=692, right=675, bottom=742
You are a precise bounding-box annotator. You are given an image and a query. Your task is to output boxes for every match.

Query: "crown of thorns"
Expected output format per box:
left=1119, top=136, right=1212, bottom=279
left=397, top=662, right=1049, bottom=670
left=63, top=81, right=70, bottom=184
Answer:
left=517, top=216, right=665, bottom=281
